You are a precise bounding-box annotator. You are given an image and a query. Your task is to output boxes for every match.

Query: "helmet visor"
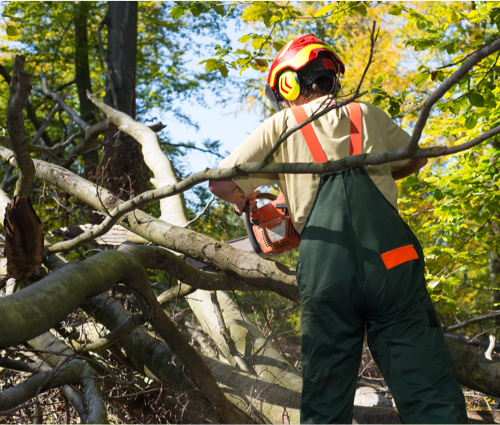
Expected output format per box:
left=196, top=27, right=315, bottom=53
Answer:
left=265, top=84, right=282, bottom=112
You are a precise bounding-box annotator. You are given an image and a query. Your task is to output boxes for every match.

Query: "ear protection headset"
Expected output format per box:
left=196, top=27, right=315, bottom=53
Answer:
left=278, top=70, right=301, bottom=102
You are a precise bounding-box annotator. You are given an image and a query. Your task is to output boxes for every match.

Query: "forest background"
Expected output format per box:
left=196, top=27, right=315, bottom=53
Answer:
left=1, top=1, right=500, bottom=424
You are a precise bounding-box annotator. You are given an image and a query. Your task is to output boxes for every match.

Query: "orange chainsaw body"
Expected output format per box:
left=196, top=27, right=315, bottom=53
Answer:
left=249, top=192, right=301, bottom=256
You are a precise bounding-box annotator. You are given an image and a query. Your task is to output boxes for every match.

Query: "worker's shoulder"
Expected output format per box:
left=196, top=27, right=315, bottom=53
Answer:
left=259, top=108, right=288, bottom=131
left=357, top=100, right=386, bottom=116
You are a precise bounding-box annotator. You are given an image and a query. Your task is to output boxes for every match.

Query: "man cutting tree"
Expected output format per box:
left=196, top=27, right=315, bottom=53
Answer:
left=209, top=34, right=467, bottom=424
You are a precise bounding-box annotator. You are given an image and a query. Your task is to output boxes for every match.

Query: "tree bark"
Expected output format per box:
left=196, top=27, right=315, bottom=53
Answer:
left=100, top=1, right=148, bottom=196
left=7, top=55, right=34, bottom=197
left=73, top=1, right=94, bottom=122
left=4, top=195, right=43, bottom=279
left=28, top=331, right=108, bottom=424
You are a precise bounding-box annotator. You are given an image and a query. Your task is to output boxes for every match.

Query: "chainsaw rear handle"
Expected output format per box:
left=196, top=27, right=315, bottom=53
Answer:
left=241, top=193, right=277, bottom=256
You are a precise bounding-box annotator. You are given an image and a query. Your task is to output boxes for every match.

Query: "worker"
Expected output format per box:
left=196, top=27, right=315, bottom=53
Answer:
left=209, top=34, right=467, bottom=424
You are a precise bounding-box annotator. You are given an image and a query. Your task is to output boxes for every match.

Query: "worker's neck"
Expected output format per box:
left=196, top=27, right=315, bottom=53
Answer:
left=284, top=93, right=324, bottom=109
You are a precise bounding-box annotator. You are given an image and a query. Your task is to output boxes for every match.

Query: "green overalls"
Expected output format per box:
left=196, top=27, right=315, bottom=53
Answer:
left=292, top=105, right=467, bottom=424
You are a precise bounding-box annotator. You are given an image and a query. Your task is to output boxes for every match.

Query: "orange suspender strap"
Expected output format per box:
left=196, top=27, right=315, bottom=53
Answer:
left=290, top=102, right=363, bottom=163
left=348, top=101, right=362, bottom=156
left=290, top=106, right=328, bottom=163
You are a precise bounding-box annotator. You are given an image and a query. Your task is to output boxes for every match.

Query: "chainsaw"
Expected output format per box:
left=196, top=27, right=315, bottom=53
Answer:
left=185, top=192, right=301, bottom=269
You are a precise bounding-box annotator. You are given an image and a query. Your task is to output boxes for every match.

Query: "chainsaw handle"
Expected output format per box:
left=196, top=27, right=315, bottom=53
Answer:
left=242, top=202, right=263, bottom=255
left=255, top=193, right=277, bottom=201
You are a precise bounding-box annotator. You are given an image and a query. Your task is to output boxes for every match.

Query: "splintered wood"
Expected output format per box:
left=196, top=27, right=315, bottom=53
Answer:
left=4, top=194, right=43, bottom=279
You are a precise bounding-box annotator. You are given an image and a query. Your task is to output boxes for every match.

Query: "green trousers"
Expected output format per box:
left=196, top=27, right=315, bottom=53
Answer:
left=296, top=167, right=467, bottom=424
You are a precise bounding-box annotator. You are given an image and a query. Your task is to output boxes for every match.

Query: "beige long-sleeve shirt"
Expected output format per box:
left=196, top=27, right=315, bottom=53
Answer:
left=220, top=97, right=410, bottom=233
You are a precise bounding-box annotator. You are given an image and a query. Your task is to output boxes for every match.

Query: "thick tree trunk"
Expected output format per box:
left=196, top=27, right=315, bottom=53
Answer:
left=100, top=1, right=147, bottom=196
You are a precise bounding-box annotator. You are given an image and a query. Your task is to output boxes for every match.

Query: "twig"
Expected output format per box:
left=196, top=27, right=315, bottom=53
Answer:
left=251, top=291, right=300, bottom=373
left=443, top=311, right=500, bottom=332
left=0, top=401, right=38, bottom=417
left=40, top=68, right=90, bottom=131
left=262, top=21, right=378, bottom=163
left=165, top=142, right=224, bottom=158
left=185, top=195, right=215, bottom=228
left=31, top=103, right=61, bottom=146
left=435, top=36, right=500, bottom=70
left=210, top=291, right=253, bottom=373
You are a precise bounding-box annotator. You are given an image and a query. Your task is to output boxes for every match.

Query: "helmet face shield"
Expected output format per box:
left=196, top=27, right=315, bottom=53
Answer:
left=265, top=84, right=282, bottom=112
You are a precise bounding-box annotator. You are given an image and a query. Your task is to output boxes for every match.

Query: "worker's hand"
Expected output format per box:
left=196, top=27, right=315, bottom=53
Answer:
left=234, top=190, right=260, bottom=215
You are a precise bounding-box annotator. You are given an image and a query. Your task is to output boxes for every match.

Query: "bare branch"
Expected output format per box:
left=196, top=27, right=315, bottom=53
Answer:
left=31, top=103, right=61, bottom=146
left=185, top=194, right=216, bottom=228
left=443, top=311, right=500, bottom=332
left=7, top=55, right=34, bottom=196
left=1, top=63, right=56, bottom=147
left=40, top=68, right=90, bottom=131
left=72, top=313, right=145, bottom=353
left=407, top=36, right=500, bottom=154
left=63, top=119, right=116, bottom=167
left=166, top=142, right=224, bottom=158
left=40, top=121, right=500, bottom=257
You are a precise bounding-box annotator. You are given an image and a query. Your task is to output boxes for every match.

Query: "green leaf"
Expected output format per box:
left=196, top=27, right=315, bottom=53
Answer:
left=273, top=41, right=285, bottom=52
left=445, top=42, right=458, bottom=55
left=252, top=36, right=266, bottom=50
left=465, top=115, right=477, bottom=129
left=213, top=5, right=224, bottom=16
left=434, top=189, right=445, bottom=201
left=388, top=5, right=402, bottom=15
left=190, top=6, right=201, bottom=17
left=6, top=25, right=18, bottom=37
left=218, top=64, right=228, bottom=78
left=468, top=92, right=484, bottom=108
left=238, top=34, right=252, bottom=43
left=370, top=75, right=383, bottom=87
left=242, top=4, right=270, bottom=22
left=388, top=99, right=400, bottom=117
left=414, top=72, right=430, bottom=88
left=200, top=58, right=220, bottom=72
left=170, top=5, right=185, bottom=19
left=355, top=4, right=367, bottom=16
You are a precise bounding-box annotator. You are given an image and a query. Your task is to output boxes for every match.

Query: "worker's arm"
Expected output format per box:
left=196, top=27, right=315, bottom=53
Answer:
left=209, top=179, right=259, bottom=214
left=391, top=158, right=428, bottom=180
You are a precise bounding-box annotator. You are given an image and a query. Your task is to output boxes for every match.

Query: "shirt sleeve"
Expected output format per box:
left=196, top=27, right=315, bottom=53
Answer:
left=382, top=111, right=411, bottom=172
left=219, top=114, right=282, bottom=196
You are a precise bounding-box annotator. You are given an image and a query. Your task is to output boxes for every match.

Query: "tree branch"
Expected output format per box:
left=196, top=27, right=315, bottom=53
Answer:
left=87, top=91, right=188, bottom=226
left=31, top=103, right=61, bottom=147
left=71, top=313, right=145, bottom=353
left=39, top=119, right=500, bottom=258
left=0, top=249, right=251, bottom=424
left=7, top=55, right=34, bottom=196
left=0, top=63, right=55, bottom=147
left=407, top=36, right=500, bottom=154
left=40, top=68, right=90, bottom=131
left=443, top=311, right=500, bottom=332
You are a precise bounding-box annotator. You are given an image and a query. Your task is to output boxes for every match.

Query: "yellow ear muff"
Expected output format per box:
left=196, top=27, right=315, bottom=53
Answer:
left=278, top=70, right=301, bottom=101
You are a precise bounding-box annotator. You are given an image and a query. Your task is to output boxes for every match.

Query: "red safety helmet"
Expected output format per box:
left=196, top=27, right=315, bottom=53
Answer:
left=265, top=34, right=345, bottom=111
